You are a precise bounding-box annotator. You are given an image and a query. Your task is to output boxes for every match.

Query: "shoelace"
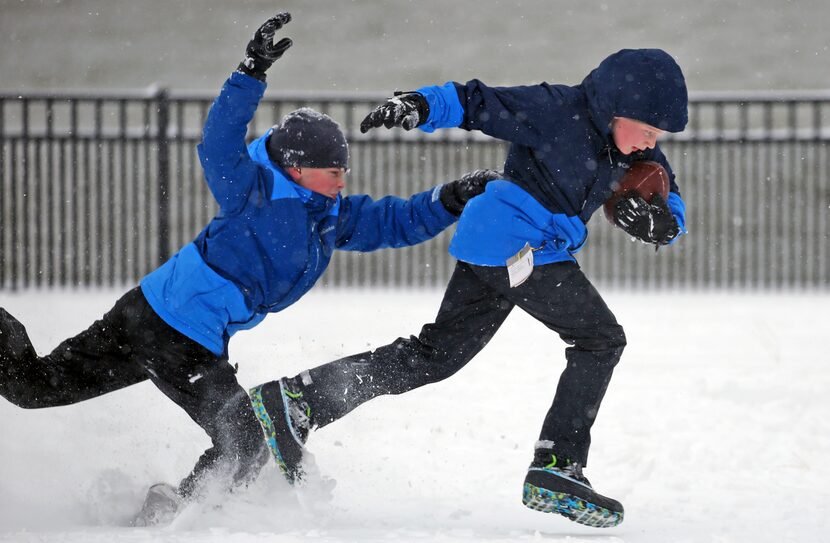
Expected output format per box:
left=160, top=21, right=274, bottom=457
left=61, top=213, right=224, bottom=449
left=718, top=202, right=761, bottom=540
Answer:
left=290, top=400, right=312, bottom=431
left=560, top=463, right=584, bottom=480
left=283, top=388, right=313, bottom=441
left=543, top=454, right=590, bottom=486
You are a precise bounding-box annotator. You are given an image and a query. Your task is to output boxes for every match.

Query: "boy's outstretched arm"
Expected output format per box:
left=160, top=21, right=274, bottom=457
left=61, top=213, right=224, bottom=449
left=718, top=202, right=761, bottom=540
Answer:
left=197, top=13, right=292, bottom=214
left=335, top=169, right=502, bottom=252
left=360, top=80, right=566, bottom=149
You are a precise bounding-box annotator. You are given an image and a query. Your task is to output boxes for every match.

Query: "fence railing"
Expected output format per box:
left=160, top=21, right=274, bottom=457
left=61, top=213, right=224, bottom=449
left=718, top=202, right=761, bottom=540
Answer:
left=1, top=88, right=828, bottom=290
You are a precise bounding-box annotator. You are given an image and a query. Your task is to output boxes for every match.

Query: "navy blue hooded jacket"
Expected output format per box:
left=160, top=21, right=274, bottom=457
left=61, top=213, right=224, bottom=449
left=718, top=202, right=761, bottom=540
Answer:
left=413, top=48, right=689, bottom=266
left=140, top=72, right=456, bottom=354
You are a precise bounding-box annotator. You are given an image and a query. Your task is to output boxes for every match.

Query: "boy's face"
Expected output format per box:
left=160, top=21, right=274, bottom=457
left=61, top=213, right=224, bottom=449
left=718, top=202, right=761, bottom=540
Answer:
left=288, top=167, right=348, bottom=199
left=611, top=117, right=665, bottom=155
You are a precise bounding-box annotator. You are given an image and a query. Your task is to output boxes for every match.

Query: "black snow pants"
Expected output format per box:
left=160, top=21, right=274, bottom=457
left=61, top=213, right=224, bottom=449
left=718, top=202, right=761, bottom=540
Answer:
left=296, top=261, right=626, bottom=466
left=0, top=287, right=267, bottom=498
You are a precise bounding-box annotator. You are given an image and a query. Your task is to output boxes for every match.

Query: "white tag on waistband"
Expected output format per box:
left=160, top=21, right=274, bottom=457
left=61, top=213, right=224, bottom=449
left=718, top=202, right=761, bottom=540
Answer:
left=506, top=242, right=534, bottom=288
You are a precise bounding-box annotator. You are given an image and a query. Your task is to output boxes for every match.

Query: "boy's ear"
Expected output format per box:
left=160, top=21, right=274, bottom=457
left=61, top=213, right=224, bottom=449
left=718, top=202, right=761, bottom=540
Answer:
left=285, top=167, right=302, bottom=182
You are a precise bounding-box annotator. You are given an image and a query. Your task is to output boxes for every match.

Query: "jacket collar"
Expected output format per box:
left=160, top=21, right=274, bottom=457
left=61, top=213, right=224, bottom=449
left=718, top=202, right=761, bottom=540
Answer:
left=247, top=129, right=341, bottom=216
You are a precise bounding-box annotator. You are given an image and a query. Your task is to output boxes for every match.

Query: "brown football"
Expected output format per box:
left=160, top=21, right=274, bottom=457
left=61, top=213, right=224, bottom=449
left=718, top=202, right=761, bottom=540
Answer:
left=603, top=160, right=670, bottom=224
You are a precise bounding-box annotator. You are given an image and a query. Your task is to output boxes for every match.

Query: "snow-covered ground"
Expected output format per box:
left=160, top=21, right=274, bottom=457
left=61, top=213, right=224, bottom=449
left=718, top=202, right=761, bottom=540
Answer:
left=1, top=288, right=828, bottom=543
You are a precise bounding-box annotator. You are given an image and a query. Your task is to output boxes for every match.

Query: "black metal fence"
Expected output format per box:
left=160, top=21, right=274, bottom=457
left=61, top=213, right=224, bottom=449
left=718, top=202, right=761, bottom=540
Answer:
left=1, top=88, right=828, bottom=290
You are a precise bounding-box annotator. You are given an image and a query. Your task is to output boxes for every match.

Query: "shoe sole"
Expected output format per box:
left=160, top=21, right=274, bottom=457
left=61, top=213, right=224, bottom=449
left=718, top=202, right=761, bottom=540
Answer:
left=249, top=384, right=298, bottom=484
left=522, top=482, right=623, bottom=528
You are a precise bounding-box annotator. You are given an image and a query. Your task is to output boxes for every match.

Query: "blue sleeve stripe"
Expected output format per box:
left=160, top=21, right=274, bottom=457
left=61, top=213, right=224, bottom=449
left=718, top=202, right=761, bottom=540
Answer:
left=416, top=82, right=465, bottom=133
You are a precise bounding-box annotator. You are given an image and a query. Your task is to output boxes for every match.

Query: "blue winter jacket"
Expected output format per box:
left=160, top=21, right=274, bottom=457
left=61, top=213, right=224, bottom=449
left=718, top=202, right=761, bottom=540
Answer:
left=140, top=72, right=456, bottom=355
left=415, top=48, right=689, bottom=266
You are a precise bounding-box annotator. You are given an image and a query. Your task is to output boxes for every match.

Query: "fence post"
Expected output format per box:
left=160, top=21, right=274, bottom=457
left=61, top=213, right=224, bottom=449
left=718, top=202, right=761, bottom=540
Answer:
left=155, top=88, right=171, bottom=265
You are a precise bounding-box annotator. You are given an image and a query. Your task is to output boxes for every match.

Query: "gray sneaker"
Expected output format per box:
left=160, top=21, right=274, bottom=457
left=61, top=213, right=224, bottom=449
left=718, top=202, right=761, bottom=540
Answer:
left=249, top=377, right=312, bottom=484
left=132, top=483, right=183, bottom=527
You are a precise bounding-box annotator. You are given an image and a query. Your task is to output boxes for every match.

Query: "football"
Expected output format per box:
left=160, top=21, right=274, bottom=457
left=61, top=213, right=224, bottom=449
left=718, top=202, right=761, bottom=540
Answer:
left=603, top=160, right=670, bottom=224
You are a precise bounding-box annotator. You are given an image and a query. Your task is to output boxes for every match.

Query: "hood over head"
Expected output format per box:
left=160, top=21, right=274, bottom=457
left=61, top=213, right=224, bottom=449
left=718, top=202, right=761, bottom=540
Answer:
left=583, top=48, right=688, bottom=135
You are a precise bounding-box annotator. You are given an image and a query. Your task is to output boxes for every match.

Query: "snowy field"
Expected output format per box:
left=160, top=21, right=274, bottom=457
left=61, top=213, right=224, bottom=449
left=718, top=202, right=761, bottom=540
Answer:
left=1, top=288, right=828, bottom=543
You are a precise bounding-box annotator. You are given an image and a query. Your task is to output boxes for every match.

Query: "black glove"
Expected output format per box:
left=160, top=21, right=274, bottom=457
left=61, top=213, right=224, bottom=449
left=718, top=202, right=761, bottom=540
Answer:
left=237, top=13, right=293, bottom=81
left=359, top=91, right=430, bottom=133
left=439, top=169, right=502, bottom=216
left=648, top=193, right=681, bottom=245
left=613, top=192, right=680, bottom=246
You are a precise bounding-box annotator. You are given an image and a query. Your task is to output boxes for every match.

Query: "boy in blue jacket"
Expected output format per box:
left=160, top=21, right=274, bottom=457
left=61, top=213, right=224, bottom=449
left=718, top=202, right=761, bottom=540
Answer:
left=252, top=48, right=689, bottom=528
left=0, top=13, right=497, bottom=525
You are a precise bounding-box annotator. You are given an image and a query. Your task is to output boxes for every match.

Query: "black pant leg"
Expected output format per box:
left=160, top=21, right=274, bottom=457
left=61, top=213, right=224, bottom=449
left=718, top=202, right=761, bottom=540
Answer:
left=473, top=262, right=626, bottom=466
left=1, top=288, right=266, bottom=497
left=168, top=368, right=268, bottom=499
left=300, top=262, right=514, bottom=427
left=128, top=305, right=268, bottom=499
left=0, top=288, right=150, bottom=408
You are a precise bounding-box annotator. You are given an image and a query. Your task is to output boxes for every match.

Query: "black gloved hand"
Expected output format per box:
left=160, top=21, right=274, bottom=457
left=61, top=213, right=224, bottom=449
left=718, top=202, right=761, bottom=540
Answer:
left=238, top=13, right=293, bottom=81
left=613, top=192, right=652, bottom=241
left=359, top=92, right=430, bottom=133
left=648, top=193, right=681, bottom=245
left=614, top=192, right=680, bottom=246
left=439, top=169, right=502, bottom=216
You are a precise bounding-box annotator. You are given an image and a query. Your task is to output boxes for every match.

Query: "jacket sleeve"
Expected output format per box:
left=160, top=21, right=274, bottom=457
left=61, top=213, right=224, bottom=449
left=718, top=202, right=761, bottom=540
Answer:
left=335, top=186, right=457, bottom=252
left=416, top=79, right=568, bottom=149
left=197, top=71, right=271, bottom=215
left=646, top=145, right=688, bottom=240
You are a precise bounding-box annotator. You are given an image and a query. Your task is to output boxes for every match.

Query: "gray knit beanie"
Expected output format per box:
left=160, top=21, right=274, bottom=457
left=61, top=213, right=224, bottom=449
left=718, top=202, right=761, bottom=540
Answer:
left=267, top=107, right=349, bottom=169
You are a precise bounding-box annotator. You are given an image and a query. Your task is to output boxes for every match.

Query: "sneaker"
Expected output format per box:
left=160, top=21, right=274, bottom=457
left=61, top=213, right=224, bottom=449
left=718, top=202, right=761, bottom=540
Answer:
left=132, top=483, right=183, bottom=527
left=248, top=377, right=312, bottom=484
left=522, top=446, right=624, bottom=528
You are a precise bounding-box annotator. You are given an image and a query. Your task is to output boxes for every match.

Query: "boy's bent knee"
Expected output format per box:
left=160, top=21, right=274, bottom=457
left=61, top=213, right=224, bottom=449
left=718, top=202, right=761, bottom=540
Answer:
left=570, top=322, right=626, bottom=356
left=381, top=336, right=463, bottom=389
left=607, top=323, right=627, bottom=351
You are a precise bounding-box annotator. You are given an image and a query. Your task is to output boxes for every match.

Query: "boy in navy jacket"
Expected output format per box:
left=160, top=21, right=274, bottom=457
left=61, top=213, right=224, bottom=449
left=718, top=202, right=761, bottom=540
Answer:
left=253, top=48, right=689, bottom=528
left=0, top=13, right=496, bottom=525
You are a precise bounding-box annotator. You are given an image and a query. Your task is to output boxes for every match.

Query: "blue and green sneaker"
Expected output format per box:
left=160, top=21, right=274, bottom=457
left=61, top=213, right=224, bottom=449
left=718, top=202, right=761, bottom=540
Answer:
left=249, top=377, right=312, bottom=484
left=522, top=446, right=624, bottom=528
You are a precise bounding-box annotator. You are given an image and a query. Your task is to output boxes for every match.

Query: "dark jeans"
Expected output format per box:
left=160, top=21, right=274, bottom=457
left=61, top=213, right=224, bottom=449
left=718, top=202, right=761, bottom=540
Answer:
left=0, top=287, right=267, bottom=498
left=296, top=261, right=626, bottom=466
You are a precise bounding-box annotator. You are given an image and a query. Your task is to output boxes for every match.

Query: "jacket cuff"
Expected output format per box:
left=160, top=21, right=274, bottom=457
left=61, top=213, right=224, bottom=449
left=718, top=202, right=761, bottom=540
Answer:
left=416, top=82, right=464, bottom=133
left=667, top=191, right=687, bottom=244
left=430, top=185, right=460, bottom=224
left=230, top=69, right=268, bottom=92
